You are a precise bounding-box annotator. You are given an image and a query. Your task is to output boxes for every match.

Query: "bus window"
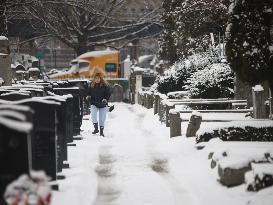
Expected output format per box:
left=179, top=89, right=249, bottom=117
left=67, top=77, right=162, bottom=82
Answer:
left=105, top=63, right=116, bottom=72
left=79, top=62, right=89, bottom=70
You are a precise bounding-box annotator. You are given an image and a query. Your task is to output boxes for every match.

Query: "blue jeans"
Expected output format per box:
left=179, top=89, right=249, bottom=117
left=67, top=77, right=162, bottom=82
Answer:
left=90, top=105, right=108, bottom=127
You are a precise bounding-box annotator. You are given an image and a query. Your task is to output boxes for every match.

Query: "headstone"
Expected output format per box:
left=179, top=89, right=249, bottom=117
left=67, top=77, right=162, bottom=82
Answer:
left=17, top=100, right=60, bottom=181
left=252, top=85, right=267, bottom=119
left=159, top=100, right=166, bottom=123
left=53, top=88, right=82, bottom=136
left=218, top=163, right=251, bottom=187
left=186, top=112, right=202, bottom=137
left=166, top=105, right=175, bottom=127
left=0, top=116, right=32, bottom=201
left=154, top=94, right=160, bottom=115
left=112, top=84, right=124, bottom=102
left=144, top=93, right=148, bottom=108
left=147, top=94, right=154, bottom=109
left=36, top=96, right=68, bottom=173
left=169, top=109, right=181, bottom=138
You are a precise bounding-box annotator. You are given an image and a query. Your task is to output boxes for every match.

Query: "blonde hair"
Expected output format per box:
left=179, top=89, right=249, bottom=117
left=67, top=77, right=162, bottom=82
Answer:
left=91, top=72, right=107, bottom=88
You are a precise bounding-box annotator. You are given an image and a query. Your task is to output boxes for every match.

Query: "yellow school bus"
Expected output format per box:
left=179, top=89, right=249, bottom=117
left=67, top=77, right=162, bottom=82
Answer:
left=50, top=50, right=120, bottom=80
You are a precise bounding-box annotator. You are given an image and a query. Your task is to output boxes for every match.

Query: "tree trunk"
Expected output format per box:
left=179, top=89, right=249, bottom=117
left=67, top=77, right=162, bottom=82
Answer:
left=0, top=2, right=8, bottom=36
left=74, top=35, right=95, bottom=56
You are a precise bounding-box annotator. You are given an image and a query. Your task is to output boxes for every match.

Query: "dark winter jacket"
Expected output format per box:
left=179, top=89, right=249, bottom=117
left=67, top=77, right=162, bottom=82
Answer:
left=87, top=84, right=111, bottom=108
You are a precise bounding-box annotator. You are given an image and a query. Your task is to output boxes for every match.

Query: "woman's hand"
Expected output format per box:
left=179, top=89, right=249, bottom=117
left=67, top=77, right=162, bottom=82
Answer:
left=102, top=99, right=107, bottom=105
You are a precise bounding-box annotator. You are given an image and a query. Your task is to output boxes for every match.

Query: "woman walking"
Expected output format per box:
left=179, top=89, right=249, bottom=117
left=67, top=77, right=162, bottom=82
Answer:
left=88, top=71, right=111, bottom=137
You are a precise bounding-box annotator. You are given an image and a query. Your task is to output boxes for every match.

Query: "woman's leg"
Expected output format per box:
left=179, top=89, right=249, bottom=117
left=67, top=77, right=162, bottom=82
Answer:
left=98, top=107, right=108, bottom=127
left=91, top=105, right=98, bottom=123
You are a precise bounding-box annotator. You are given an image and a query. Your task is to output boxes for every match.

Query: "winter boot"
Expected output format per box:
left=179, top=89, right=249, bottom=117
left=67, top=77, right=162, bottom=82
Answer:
left=92, top=123, right=99, bottom=134
left=100, top=126, right=104, bottom=137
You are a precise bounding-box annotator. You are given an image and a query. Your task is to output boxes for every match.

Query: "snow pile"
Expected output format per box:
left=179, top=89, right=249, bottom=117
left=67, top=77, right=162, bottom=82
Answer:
left=78, top=50, right=118, bottom=59
left=167, top=91, right=189, bottom=99
left=245, top=163, right=273, bottom=192
left=28, top=67, right=40, bottom=72
left=252, top=85, right=264, bottom=92
left=0, top=36, right=8, bottom=40
left=131, top=65, right=157, bottom=76
left=218, top=157, right=251, bottom=170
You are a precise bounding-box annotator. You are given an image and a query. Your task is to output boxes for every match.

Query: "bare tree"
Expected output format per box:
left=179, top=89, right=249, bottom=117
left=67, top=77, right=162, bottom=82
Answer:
left=0, top=0, right=35, bottom=36
left=24, top=0, right=161, bottom=55
left=0, top=0, right=8, bottom=36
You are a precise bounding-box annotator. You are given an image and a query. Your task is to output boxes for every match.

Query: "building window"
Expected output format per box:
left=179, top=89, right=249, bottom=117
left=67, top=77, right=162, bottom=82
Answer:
left=105, top=63, right=117, bottom=72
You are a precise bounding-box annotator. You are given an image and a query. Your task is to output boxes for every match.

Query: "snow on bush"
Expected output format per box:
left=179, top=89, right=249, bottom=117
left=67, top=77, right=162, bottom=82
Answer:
left=156, top=51, right=218, bottom=94
left=197, top=126, right=273, bottom=144
left=167, top=91, right=189, bottom=99
left=185, top=63, right=234, bottom=99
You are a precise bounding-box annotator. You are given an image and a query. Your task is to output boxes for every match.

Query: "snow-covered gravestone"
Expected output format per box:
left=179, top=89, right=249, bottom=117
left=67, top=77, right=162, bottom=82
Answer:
left=252, top=85, right=267, bottom=119
left=169, top=109, right=181, bottom=138
left=154, top=93, right=160, bottom=115
left=0, top=115, right=33, bottom=202
left=0, top=36, right=12, bottom=86
left=186, top=111, right=202, bottom=137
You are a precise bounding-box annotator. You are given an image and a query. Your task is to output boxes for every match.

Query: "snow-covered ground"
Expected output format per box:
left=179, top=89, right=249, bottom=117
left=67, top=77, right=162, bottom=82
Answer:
left=52, top=103, right=273, bottom=205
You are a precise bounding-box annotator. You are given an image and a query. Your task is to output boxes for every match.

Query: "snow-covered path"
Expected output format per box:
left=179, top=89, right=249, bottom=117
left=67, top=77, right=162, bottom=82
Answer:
left=52, top=103, right=273, bottom=205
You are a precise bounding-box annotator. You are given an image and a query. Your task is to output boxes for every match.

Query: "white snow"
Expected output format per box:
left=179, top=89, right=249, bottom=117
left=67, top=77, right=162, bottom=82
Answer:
left=253, top=85, right=264, bottom=92
left=132, top=66, right=146, bottom=72
left=251, top=163, right=273, bottom=177
left=167, top=91, right=189, bottom=99
left=0, top=116, right=32, bottom=133
left=191, top=111, right=202, bottom=117
left=0, top=110, right=27, bottom=121
left=0, top=36, right=8, bottom=40
left=169, top=108, right=180, bottom=115
left=181, top=112, right=250, bottom=122
left=138, top=55, right=154, bottom=64
left=218, top=157, right=251, bottom=169
left=15, top=70, right=25, bottom=74
left=0, top=104, right=32, bottom=112
left=28, top=67, right=40, bottom=72
left=0, top=91, right=30, bottom=96
left=51, top=103, right=273, bottom=205
left=0, top=98, right=61, bottom=106
left=78, top=50, right=118, bottom=59
left=197, top=120, right=273, bottom=136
